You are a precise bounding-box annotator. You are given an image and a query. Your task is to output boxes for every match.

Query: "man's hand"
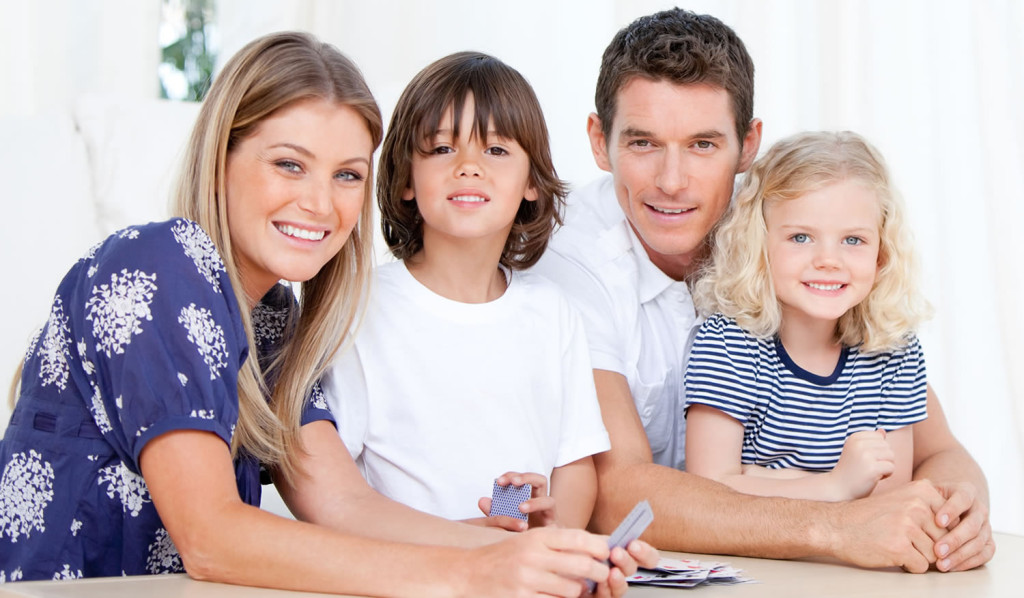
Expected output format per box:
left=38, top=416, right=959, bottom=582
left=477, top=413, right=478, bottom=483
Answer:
left=931, top=481, right=996, bottom=571
left=828, top=480, right=946, bottom=572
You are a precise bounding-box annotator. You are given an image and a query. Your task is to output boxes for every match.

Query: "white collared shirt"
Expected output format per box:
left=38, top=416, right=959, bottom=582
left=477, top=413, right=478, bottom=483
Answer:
left=532, top=175, right=700, bottom=470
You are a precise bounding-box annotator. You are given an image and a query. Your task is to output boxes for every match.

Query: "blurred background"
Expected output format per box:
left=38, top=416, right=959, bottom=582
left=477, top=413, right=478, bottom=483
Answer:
left=1, top=0, right=1021, bottom=536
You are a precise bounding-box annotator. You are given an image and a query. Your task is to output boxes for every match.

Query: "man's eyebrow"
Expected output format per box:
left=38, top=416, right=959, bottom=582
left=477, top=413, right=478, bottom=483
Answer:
left=619, top=127, right=654, bottom=138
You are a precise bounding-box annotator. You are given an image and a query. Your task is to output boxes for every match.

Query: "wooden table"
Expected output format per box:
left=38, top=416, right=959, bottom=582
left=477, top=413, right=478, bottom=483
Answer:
left=1, top=533, right=1018, bottom=597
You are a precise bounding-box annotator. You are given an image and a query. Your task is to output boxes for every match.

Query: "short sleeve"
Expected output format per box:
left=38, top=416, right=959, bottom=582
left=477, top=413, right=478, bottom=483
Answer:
left=553, top=294, right=611, bottom=467
left=300, top=380, right=336, bottom=427
left=875, top=335, right=928, bottom=429
left=74, top=220, right=247, bottom=470
left=533, top=238, right=629, bottom=375
left=683, top=314, right=764, bottom=423
left=321, top=345, right=368, bottom=461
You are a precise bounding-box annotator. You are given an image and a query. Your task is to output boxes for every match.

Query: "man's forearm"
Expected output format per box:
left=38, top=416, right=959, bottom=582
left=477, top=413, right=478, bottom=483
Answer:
left=591, top=460, right=835, bottom=558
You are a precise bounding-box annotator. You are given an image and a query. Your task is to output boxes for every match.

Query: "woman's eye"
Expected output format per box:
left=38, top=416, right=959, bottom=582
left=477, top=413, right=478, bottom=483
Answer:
left=335, top=171, right=362, bottom=182
left=276, top=160, right=302, bottom=172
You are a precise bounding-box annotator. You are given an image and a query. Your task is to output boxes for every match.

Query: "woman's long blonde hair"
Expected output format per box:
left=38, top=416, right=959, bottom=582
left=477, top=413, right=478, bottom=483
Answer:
left=693, top=131, right=931, bottom=353
left=173, top=31, right=382, bottom=479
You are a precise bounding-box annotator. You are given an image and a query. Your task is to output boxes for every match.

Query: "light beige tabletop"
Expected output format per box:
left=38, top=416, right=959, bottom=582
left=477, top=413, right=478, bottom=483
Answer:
left=1, top=532, right=1018, bottom=598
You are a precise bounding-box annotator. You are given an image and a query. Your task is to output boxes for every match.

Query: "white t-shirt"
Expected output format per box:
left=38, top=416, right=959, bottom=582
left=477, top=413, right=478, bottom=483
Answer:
left=532, top=175, right=700, bottom=470
left=322, top=260, right=610, bottom=520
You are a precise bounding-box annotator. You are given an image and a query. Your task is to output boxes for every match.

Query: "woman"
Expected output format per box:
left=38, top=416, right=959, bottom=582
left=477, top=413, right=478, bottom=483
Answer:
left=0, top=32, right=651, bottom=596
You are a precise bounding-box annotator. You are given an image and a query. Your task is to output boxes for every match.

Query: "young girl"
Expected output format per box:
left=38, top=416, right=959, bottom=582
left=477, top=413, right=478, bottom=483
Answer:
left=323, top=51, right=610, bottom=529
left=0, top=33, right=651, bottom=596
left=684, top=131, right=931, bottom=502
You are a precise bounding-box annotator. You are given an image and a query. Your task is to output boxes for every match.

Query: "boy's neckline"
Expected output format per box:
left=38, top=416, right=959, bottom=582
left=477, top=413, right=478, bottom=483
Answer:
left=403, top=258, right=510, bottom=304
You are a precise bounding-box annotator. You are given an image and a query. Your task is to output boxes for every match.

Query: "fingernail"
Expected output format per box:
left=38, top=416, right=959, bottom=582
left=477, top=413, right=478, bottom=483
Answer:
left=938, top=544, right=949, bottom=557
left=939, top=514, right=949, bottom=526
left=939, top=558, right=950, bottom=570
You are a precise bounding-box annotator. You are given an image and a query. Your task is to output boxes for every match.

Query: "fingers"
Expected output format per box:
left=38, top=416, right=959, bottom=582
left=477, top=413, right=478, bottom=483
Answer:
left=938, top=519, right=995, bottom=572
left=593, top=565, right=627, bottom=598
left=627, top=539, right=660, bottom=569
left=495, top=471, right=549, bottom=494
left=478, top=496, right=491, bottom=516
left=902, top=524, right=938, bottom=573
left=524, top=495, right=558, bottom=528
left=933, top=482, right=978, bottom=529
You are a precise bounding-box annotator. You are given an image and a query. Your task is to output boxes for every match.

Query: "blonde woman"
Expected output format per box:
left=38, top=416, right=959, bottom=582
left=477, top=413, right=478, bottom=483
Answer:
left=0, top=32, right=652, bottom=597
left=685, top=131, right=933, bottom=502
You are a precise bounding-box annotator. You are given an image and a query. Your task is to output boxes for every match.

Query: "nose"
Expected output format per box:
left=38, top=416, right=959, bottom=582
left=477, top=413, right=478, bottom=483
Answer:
left=457, top=155, right=483, bottom=178
left=655, top=147, right=689, bottom=195
left=298, top=178, right=333, bottom=215
left=813, top=244, right=841, bottom=270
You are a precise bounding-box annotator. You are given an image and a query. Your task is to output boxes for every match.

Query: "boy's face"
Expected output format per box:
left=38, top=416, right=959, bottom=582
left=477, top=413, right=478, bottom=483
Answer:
left=403, top=95, right=538, bottom=252
left=588, top=78, right=761, bottom=280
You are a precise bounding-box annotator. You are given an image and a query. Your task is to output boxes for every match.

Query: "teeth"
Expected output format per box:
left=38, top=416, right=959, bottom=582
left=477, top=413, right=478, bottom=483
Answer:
left=807, top=282, right=843, bottom=291
left=651, top=206, right=687, bottom=214
left=450, top=195, right=487, bottom=203
left=276, top=224, right=325, bottom=241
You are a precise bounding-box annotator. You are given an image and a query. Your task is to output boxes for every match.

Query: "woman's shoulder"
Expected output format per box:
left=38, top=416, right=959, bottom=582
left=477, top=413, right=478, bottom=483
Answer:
left=83, top=218, right=230, bottom=293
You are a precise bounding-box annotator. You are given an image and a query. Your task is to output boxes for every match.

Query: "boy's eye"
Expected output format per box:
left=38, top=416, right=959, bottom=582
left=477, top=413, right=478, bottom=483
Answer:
left=843, top=236, right=864, bottom=246
left=791, top=233, right=810, bottom=244
left=429, top=145, right=453, bottom=155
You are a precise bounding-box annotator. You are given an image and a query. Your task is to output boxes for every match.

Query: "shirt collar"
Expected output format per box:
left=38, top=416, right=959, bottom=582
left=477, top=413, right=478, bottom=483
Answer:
left=624, top=221, right=679, bottom=304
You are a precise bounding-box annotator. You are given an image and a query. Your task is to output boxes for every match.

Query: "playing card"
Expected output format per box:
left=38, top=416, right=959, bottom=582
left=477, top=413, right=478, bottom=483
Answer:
left=488, top=480, right=531, bottom=520
left=607, top=499, right=654, bottom=550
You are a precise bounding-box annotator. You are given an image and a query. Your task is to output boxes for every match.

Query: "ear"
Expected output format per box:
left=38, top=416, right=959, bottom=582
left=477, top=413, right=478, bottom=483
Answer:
left=401, top=183, right=415, bottom=201
left=737, top=118, right=763, bottom=173
left=586, top=113, right=613, bottom=173
left=524, top=185, right=539, bottom=202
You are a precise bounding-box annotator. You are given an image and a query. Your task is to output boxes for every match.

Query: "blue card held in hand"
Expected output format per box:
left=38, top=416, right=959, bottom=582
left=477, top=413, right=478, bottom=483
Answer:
left=488, top=480, right=532, bottom=521
left=587, top=500, right=655, bottom=592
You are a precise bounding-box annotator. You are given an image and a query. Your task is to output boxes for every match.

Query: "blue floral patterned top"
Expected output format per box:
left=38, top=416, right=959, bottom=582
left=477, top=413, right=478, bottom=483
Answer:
left=0, top=219, right=334, bottom=582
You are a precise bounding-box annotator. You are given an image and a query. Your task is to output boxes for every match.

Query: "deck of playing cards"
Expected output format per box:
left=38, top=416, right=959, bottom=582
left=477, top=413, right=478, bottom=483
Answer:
left=627, top=556, right=753, bottom=588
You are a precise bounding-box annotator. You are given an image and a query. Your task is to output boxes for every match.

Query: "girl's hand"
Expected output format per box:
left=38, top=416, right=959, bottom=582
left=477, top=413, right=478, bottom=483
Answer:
left=829, top=430, right=896, bottom=500
left=456, top=527, right=610, bottom=598
left=477, top=472, right=557, bottom=530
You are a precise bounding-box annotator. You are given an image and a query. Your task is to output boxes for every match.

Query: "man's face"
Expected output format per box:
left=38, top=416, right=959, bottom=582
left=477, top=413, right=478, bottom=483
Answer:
left=587, top=78, right=761, bottom=280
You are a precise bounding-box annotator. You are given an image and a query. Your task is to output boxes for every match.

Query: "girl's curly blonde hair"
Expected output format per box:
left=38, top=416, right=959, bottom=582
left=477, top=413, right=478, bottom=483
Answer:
left=692, top=130, right=931, bottom=353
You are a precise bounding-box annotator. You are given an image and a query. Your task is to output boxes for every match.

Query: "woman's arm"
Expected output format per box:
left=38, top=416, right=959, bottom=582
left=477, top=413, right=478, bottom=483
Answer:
left=141, top=428, right=616, bottom=597
left=550, top=456, right=598, bottom=529
left=276, top=420, right=506, bottom=546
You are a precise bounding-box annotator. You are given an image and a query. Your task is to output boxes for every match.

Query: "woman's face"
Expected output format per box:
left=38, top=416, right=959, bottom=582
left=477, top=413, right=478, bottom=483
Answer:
left=225, top=98, right=373, bottom=303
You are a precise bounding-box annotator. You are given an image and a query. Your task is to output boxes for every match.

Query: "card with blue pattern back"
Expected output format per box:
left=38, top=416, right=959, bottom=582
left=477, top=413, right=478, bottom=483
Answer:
left=488, top=480, right=532, bottom=521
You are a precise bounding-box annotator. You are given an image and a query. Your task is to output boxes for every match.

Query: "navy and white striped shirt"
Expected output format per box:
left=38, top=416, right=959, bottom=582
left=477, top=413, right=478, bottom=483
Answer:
left=683, top=314, right=927, bottom=471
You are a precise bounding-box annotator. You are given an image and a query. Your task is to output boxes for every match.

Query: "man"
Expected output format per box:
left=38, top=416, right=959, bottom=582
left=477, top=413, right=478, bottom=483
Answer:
left=533, top=8, right=994, bottom=573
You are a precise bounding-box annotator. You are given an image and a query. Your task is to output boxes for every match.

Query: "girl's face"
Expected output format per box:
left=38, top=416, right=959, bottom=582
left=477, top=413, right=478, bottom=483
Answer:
left=225, top=98, right=373, bottom=304
left=765, top=178, right=881, bottom=333
left=402, top=95, right=537, bottom=250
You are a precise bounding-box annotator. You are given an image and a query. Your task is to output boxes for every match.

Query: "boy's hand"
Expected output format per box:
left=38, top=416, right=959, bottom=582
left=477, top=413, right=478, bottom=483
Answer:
left=477, top=472, right=556, bottom=530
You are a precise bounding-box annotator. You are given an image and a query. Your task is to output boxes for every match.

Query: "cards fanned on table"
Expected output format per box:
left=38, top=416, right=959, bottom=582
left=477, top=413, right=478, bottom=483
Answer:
left=627, top=556, right=753, bottom=589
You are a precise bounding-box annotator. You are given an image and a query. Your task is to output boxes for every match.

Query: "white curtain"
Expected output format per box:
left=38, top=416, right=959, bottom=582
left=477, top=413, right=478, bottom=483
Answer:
left=2, top=0, right=1021, bottom=534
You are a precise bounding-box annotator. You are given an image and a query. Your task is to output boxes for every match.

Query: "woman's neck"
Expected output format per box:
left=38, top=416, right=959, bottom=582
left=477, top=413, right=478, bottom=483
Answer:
left=405, top=233, right=508, bottom=303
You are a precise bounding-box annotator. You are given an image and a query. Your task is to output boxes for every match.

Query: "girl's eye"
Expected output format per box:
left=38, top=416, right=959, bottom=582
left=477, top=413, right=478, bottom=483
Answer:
left=485, top=146, right=509, bottom=156
left=791, top=233, right=810, bottom=244
left=843, top=236, right=864, bottom=246
left=429, top=145, right=453, bottom=155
